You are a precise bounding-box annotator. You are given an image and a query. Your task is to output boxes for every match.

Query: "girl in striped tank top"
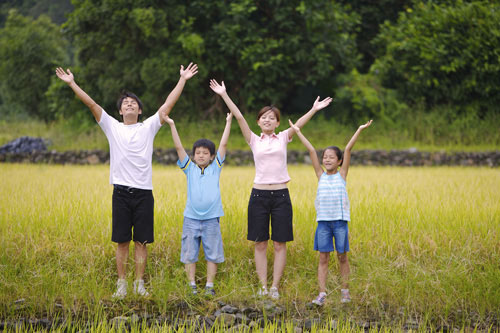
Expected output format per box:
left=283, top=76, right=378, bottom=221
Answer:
left=289, top=119, right=372, bottom=305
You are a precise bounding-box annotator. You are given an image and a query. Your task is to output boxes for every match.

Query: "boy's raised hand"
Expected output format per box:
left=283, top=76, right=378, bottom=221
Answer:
left=312, top=96, right=333, bottom=112
left=180, top=62, right=198, bottom=80
left=55, top=67, right=74, bottom=84
left=359, top=119, right=373, bottom=130
left=209, top=79, right=226, bottom=95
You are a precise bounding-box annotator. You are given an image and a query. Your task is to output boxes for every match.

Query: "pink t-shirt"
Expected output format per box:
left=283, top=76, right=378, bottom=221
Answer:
left=249, top=130, right=291, bottom=184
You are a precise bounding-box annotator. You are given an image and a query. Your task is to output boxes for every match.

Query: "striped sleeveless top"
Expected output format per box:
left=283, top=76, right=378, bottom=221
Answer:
left=315, top=172, right=350, bottom=222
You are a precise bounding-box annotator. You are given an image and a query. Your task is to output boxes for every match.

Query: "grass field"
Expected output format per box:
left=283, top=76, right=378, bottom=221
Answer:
left=0, top=164, right=499, bottom=331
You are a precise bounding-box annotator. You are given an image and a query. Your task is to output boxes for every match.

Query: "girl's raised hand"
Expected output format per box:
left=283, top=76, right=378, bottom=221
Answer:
left=226, top=112, right=233, bottom=121
left=180, top=62, right=198, bottom=80
left=359, top=119, right=373, bottom=130
left=288, top=119, right=300, bottom=133
left=312, top=96, right=333, bottom=111
left=209, top=79, right=226, bottom=95
left=55, top=67, right=74, bottom=84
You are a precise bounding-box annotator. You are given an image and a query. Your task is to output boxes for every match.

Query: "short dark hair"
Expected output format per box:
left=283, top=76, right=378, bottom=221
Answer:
left=192, top=139, right=216, bottom=156
left=116, top=91, right=144, bottom=113
left=257, top=105, right=280, bottom=122
left=322, top=146, right=343, bottom=166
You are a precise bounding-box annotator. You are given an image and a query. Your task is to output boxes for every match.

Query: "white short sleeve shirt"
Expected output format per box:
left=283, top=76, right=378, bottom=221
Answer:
left=98, top=109, right=162, bottom=189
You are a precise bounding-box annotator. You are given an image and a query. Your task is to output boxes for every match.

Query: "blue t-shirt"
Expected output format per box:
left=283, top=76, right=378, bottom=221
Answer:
left=177, top=151, right=225, bottom=220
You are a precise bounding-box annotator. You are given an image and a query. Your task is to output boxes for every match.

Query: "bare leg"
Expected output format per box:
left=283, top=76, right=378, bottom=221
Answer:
left=318, top=252, right=330, bottom=293
left=254, top=241, right=268, bottom=287
left=271, top=241, right=287, bottom=289
left=185, top=263, right=196, bottom=282
left=116, top=241, right=130, bottom=279
left=206, top=262, right=217, bottom=284
left=134, top=241, right=147, bottom=280
left=337, top=253, right=350, bottom=289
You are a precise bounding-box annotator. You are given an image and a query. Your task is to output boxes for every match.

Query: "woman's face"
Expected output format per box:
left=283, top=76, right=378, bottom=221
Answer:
left=257, top=110, right=279, bottom=134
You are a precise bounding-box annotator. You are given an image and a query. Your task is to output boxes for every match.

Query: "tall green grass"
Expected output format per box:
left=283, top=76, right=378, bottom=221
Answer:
left=0, top=164, right=499, bottom=328
left=1, top=113, right=499, bottom=152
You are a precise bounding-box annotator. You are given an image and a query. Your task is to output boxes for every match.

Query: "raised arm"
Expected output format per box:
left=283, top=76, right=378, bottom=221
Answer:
left=218, top=113, right=233, bottom=159
left=287, top=96, right=333, bottom=140
left=161, top=115, right=187, bottom=161
left=210, top=79, right=252, bottom=144
left=55, top=67, right=103, bottom=122
left=340, top=120, right=373, bottom=180
left=289, top=119, right=323, bottom=179
left=158, top=63, right=198, bottom=125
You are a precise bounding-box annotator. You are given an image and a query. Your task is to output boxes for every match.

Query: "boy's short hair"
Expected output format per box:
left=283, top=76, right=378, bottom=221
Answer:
left=257, top=105, right=280, bottom=122
left=322, top=146, right=343, bottom=166
left=116, top=91, right=144, bottom=113
left=192, top=139, right=216, bottom=156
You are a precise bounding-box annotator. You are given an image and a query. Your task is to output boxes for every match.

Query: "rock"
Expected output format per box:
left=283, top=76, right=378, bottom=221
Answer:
left=228, top=324, right=250, bottom=332
left=216, top=313, right=236, bottom=326
left=109, top=316, right=129, bottom=327
left=0, top=137, right=48, bottom=154
left=236, top=313, right=249, bottom=324
left=221, top=304, right=238, bottom=314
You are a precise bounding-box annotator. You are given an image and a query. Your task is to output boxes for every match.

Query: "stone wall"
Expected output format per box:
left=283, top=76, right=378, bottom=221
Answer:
left=1, top=149, right=499, bottom=166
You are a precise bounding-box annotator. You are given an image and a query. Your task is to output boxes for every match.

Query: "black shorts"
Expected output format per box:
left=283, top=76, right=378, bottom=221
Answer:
left=112, top=185, right=154, bottom=244
left=247, top=188, right=293, bottom=242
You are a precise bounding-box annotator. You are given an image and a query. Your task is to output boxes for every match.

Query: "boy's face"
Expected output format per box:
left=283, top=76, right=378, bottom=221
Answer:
left=119, top=97, right=142, bottom=120
left=194, top=146, right=214, bottom=168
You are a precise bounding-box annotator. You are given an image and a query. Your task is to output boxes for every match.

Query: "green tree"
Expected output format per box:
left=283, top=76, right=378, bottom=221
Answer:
left=373, top=1, right=500, bottom=116
left=0, top=10, right=69, bottom=120
left=55, top=0, right=360, bottom=120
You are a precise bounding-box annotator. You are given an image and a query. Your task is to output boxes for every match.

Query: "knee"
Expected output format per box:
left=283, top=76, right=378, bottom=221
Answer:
left=273, top=241, right=286, bottom=253
left=337, top=253, right=348, bottom=264
left=319, top=253, right=330, bottom=265
left=255, top=241, right=268, bottom=252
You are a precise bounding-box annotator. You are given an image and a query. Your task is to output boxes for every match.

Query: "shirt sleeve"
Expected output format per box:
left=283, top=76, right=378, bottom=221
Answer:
left=143, top=112, right=162, bottom=135
left=249, top=132, right=259, bottom=150
left=215, top=151, right=225, bottom=168
left=279, top=130, right=292, bottom=144
left=97, top=109, right=117, bottom=136
left=177, top=155, right=191, bottom=174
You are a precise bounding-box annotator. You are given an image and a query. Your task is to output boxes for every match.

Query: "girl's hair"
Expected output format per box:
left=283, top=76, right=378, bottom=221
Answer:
left=322, top=146, right=343, bottom=166
left=257, top=105, right=280, bottom=122
left=192, top=138, right=216, bottom=156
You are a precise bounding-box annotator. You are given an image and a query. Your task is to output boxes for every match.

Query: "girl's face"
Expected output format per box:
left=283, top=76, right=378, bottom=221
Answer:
left=257, top=110, right=279, bottom=134
left=322, top=149, right=342, bottom=173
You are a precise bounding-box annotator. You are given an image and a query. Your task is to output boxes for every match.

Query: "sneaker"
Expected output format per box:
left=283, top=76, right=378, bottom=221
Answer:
left=312, top=292, right=327, bottom=306
left=341, top=289, right=351, bottom=303
left=204, top=286, right=216, bottom=297
left=133, top=279, right=150, bottom=297
left=257, top=286, right=268, bottom=297
left=269, top=287, right=280, bottom=300
left=112, top=279, right=127, bottom=299
left=189, top=284, right=198, bottom=295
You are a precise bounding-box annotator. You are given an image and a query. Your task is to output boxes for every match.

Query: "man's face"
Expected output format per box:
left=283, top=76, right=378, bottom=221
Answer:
left=119, top=97, right=142, bottom=119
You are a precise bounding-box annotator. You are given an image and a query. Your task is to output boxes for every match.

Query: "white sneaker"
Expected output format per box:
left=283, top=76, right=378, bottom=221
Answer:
left=257, top=286, right=268, bottom=297
left=340, top=289, right=351, bottom=303
left=269, top=286, right=280, bottom=300
left=133, top=279, right=150, bottom=297
left=112, top=279, right=127, bottom=299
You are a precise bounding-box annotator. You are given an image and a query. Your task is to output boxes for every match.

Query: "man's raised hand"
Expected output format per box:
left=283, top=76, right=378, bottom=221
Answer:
left=180, top=63, right=198, bottom=80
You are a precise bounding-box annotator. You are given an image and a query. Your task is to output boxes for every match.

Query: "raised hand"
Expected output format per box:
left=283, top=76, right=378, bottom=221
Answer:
left=180, top=62, right=198, bottom=80
left=288, top=119, right=300, bottom=133
left=55, top=67, right=74, bottom=84
left=312, top=96, right=333, bottom=111
left=209, top=79, right=226, bottom=95
left=359, top=119, right=373, bottom=130
left=226, top=112, right=233, bottom=122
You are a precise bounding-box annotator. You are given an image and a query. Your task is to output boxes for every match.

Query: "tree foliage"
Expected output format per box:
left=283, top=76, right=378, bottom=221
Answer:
left=0, top=10, right=69, bottom=120
left=373, top=1, right=500, bottom=116
left=54, top=0, right=360, bottom=119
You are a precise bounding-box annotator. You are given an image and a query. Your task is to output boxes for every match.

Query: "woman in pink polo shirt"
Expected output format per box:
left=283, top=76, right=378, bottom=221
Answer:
left=210, top=79, right=332, bottom=299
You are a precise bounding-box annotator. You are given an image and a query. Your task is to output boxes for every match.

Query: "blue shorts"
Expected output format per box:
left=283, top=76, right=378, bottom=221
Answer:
left=314, top=220, right=349, bottom=253
left=181, top=217, right=225, bottom=264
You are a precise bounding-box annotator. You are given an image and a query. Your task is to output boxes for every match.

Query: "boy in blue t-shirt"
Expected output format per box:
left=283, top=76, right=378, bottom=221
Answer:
left=163, top=112, right=232, bottom=296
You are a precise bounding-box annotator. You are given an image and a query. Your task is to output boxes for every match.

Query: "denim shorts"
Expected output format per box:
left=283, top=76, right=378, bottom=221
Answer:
left=314, top=220, right=349, bottom=253
left=181, top=216, right=224, bottom=264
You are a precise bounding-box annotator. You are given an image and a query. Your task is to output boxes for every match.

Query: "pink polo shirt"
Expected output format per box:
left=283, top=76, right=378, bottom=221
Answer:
left=249, top=130, right=291, bottom=184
